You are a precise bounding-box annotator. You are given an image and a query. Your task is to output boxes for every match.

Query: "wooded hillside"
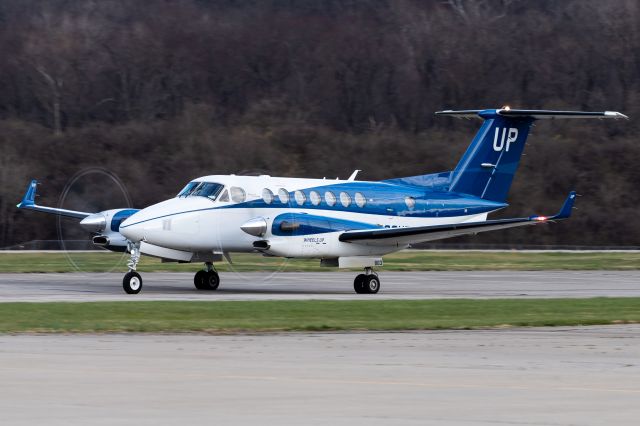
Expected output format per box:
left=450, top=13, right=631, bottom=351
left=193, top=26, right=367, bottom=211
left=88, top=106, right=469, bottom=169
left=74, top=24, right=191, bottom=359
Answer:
left=1, top=0, right=637, bottom=247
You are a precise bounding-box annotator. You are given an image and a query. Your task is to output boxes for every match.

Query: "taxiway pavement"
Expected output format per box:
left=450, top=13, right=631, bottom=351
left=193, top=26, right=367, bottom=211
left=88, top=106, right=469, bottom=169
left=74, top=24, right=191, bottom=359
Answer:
left=1, top=326, right=639, bottom=425
left=0, top=271, right=638, bottom=301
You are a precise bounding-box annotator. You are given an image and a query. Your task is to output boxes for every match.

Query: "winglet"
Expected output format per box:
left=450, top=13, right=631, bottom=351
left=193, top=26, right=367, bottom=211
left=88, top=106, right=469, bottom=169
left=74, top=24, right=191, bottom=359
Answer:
left=529, top=191, right=577, bottom=222
left=552, top=191, right=577, bottom=219
left=16, top=179, right=92, bottom=219
left=16, top=179, right=38, bottom=208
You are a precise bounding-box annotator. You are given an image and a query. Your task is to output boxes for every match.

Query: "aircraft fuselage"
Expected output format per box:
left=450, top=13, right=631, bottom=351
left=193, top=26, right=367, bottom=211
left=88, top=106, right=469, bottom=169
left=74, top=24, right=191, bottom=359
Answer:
left=119, top=175, right=503, bottom=257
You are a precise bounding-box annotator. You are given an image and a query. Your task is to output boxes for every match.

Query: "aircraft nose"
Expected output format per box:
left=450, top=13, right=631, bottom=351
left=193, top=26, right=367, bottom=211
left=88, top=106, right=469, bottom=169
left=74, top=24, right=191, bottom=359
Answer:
left=120, top=214, right=145, bottom=242
left=118, top=197, right=212, bottom=247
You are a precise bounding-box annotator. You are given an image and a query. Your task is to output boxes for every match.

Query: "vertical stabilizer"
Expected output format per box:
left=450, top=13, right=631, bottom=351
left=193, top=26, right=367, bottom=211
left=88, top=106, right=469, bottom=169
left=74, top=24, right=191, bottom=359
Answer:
left=435, top=108, right=626, bottom=202
left=446, top=111, right=533, bottom=202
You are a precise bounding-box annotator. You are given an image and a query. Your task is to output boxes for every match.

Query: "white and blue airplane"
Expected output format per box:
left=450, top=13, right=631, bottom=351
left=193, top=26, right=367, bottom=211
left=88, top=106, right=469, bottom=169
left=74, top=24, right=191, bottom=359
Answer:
left=17, top=108, right=627, bottom=294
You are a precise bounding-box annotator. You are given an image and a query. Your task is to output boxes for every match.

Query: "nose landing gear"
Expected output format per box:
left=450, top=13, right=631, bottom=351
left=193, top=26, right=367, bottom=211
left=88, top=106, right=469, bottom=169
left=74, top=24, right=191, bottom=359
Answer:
left=123, top=242, right=142, bottom=294
left=194, top=262, right=220, bottom=290
left=353, top=267, right=380, bottom=294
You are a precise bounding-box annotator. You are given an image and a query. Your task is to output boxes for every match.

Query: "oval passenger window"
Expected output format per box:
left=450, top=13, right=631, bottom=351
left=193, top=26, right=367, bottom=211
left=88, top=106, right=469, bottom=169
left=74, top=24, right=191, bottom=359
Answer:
left=325, top=191, right=337, bottom=206
left=405, top=196, right=416, bottom=209
left=340, top=192, right=351, bottom=207
left=355, top=192, right=366, bottom=208
left=230, top=187, right=246, bottom=203
left=294, top=190, right=306, bottom=206
left=262, top=188, right=274, bottom=204
left=278, top=188, right=289, bottom=204
left=310, top=190, right=321, bottom=206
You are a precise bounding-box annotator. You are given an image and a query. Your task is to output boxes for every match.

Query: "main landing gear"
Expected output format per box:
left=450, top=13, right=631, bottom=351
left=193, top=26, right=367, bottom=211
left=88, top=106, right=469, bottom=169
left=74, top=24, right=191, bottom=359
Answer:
left=194, top=262, right=220, bottom=291
left=123, top=242, right=142, bottom=294
left=353, top=267, right=380, bottom=294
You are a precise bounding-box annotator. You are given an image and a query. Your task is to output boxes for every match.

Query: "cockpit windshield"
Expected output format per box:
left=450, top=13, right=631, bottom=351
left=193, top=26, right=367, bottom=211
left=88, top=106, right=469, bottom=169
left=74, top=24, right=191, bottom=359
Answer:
left=177, top=182, right=199, bottom=197
left=177, top=181, right=224, bottom=200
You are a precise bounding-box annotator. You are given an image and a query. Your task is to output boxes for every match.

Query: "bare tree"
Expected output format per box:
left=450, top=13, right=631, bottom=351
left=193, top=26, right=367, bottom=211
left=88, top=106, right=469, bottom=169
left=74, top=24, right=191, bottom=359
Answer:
left=0, top=0, right=637, bottom=247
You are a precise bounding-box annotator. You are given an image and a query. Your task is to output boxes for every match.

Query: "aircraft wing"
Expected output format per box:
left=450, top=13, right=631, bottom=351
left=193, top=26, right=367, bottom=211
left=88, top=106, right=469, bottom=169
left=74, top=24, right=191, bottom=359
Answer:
left=339, top=192, right=576, bottom=247
left=16, top=180, right=92, bottom=219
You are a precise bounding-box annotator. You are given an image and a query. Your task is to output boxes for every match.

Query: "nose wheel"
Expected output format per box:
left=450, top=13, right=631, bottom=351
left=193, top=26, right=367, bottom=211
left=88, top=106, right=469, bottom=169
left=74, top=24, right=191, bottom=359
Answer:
left=123, top=242, right=143, bottom=294
left=194, top=262, right=220, bottom=290
left=353, top=268, right=380, bottom=294
left=123, top=271, right=143, bottom=294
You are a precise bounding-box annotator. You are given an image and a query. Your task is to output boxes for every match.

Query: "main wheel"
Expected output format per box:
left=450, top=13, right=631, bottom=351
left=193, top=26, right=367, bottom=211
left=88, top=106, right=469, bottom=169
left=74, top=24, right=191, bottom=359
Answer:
left=205, top=270, right=220, bottom=290
left=364, top=275, right=380, bottom=294
left=194, top=270, right=207, bottom=290
left=123, top=271, right=143, bottom=294
left=353, top=274, right=367, bottom=294
left=194, top=270, right=220, bottom=290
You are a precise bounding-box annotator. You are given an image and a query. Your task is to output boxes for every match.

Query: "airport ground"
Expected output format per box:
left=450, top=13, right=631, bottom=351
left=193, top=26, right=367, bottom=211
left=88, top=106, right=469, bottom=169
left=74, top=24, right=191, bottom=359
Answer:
left=1, top=253, right=639, bottom=424
left=1, top=270, right=639, bottom=302
left=2, top=327, right=639, bottom=425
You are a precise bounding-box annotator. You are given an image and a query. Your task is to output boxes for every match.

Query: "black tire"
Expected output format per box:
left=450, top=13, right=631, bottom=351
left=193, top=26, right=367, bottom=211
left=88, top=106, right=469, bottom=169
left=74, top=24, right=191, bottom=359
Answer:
left=123, top=271, right=143, bottom=294
left=194, top=270, right=208, bottom=290
left=205, top=270, right=220, bottom=290
left=353, top=274, right=367, bottom=294
left=364, top=275, right=380, bottom=294
left=194, top=270, right=220, bottom=290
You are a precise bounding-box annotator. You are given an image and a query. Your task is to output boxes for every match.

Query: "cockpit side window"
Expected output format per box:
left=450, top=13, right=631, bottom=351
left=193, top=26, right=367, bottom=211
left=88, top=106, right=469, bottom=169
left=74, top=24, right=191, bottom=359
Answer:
left=190, top=182, right=224, bottom=200
left=177, top=182, right=198, bottom=197
left=218, top=189, right=230, bottom=202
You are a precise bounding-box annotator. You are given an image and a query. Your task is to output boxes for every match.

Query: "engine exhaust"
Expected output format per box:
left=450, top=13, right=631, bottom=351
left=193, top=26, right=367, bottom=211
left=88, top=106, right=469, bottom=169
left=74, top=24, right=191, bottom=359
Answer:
left=92, top=235, right=110, bottom=246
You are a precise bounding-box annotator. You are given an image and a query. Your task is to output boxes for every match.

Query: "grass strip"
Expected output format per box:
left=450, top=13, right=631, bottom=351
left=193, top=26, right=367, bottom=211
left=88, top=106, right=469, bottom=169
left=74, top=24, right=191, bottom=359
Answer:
left=0, top=298, right=639, bottom=333
left=1, top=251, right=640, bottom=273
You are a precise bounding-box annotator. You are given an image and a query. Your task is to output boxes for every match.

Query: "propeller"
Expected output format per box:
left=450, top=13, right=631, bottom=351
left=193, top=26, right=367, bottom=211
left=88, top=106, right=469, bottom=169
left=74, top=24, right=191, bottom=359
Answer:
left=55, top=168, right=133, bottom=273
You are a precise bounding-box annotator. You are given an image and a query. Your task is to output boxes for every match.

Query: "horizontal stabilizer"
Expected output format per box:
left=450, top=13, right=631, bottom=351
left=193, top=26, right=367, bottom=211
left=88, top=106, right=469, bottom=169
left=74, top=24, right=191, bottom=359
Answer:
left=436, top=108, right=628, bottom=120
left=339, top=191, right=576, bottom=246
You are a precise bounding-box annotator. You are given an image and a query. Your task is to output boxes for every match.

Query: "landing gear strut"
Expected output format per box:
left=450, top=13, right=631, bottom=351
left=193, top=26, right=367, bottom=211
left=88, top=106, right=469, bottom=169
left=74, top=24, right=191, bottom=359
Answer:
left=353, top=267, right=380, bottom=294
left=194, top=262, right=220, bottom=290
left=123, top=242, right=142, bottom=294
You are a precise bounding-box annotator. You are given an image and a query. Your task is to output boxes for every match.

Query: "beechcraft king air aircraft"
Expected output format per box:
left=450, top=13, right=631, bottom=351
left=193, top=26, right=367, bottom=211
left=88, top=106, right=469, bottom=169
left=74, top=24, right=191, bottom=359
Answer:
left=17, top=108, right=627, bottom=294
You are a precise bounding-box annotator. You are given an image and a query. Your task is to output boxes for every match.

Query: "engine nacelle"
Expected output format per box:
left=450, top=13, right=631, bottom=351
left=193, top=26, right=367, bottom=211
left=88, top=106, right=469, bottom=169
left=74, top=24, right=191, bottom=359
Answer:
left=254, top=234, right=391, bottom=259
left=80, top=208, right=139, bottom=252
left=253, top=212, right=399, bottom=258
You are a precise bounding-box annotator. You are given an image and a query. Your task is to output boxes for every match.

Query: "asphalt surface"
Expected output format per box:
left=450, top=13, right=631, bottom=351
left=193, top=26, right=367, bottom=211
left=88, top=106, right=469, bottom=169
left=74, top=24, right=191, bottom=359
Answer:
left=1, top=326, right=639, bottom=425
left=0, top=271, right=638, bottom=301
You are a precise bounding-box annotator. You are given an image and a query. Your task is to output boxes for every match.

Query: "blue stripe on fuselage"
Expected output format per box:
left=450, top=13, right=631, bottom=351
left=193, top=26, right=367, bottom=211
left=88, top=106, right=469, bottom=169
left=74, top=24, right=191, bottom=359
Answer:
left=121, top=181, right=506, bottom=229
left=221, top=181, right=506, bottom=218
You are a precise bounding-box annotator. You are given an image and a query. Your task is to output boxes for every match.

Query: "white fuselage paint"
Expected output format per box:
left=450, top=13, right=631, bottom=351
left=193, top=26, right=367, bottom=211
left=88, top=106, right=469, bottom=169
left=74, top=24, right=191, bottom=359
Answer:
left=120, top=175, right=490, bottom=259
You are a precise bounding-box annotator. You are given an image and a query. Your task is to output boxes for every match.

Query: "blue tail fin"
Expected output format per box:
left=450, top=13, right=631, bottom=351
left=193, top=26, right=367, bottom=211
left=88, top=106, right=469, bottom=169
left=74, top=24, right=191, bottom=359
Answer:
left=387, top=108, right=626, bottom=202
left=447, top=110, right=533, bottom=202
left=437, top=108, right=627, bottom=202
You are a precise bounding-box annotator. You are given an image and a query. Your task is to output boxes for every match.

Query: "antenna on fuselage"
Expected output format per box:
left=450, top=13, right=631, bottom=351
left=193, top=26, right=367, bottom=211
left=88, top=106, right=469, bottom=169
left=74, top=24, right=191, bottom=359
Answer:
left=348, top=170, right=361, bottom=181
